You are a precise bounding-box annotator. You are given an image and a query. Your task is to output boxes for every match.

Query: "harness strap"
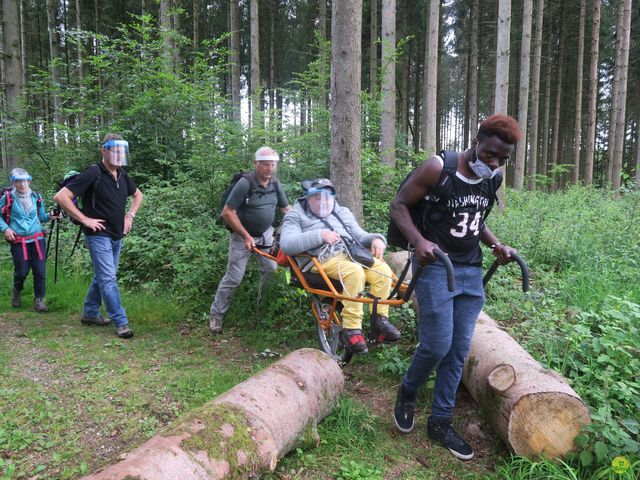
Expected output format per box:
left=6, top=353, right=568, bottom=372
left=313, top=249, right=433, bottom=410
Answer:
left=13, top=232, right=45, bottom=261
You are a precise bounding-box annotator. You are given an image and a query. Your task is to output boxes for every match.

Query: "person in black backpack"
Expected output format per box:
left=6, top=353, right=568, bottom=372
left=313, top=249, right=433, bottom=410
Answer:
left=390, top=114, right=521, bottom=460
left=208, top=146, right=290, bottom=334
left=0, top=168, right=62, bottom=312
left=54, top=134, right=143, bottom=339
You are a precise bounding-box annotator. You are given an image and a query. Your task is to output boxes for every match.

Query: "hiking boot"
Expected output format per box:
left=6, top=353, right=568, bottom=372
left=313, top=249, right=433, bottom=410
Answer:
left=369, top=314, right=401, bottom=344
left=339, top=328, right=368, bottom=355
left=80, top=314, right=111, bottom=326
left=34, top=297, right=48, bottom=313
left=116, top=325, right=134, bottom=339
left=427, top=417, right=474, bottom=460
left=209, top=314, right=223, bottom=334
left=11, top=288, right=21, bottom=308
left=394, top=384, right=416, bottom=433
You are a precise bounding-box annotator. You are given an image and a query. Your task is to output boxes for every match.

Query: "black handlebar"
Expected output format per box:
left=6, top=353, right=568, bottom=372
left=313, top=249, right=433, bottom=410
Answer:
left=482, top=252, right=530, bottom=292
left=401, top=249, right=455, bottom=301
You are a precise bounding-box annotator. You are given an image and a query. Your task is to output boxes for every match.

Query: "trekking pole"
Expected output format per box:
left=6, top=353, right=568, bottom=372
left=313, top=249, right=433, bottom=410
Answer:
left=46, top=217, right=56, bottom=258
left=54, top=214, right=60, bottom=284
left=69, top=227, right=82, bottom=257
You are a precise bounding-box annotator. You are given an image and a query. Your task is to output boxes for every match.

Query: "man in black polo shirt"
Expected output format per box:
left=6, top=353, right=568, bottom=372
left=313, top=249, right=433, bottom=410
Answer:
left=54, top=134, right=143, bottom=339
left=208, top=146, right=290, bottom=334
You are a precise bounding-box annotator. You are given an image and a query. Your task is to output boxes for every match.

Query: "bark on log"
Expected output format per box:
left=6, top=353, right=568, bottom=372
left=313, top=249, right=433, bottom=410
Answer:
left=463, top=312, right=591, bottom=458
left=82, top=348, right=345, bottom=480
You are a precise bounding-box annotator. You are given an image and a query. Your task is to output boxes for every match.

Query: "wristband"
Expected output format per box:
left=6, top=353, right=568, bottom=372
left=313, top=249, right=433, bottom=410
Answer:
left=491, top=243, right=502, bottom=250
left=126, top=212, right=136, bottom=219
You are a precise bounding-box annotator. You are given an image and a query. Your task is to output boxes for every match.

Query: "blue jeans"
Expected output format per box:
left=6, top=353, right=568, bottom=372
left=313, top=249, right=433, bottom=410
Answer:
left=83, top=235, right=128, bottom=327
left=10, top=238, right=47, bottom=298
left=402, top=260, right=485, bottom=420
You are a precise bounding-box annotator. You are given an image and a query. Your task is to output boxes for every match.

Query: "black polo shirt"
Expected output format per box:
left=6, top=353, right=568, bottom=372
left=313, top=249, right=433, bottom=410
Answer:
left=65, top=162, right=137, bottom=240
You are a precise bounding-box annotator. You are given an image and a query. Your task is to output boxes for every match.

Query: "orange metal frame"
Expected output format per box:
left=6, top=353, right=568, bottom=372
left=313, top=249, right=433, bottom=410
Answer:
left=254, top=248, right=409, bottom=306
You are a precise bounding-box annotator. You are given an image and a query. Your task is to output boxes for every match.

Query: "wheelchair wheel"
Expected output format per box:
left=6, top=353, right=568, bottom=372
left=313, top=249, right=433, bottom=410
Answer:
left=311, top=296, right=353, bottom=365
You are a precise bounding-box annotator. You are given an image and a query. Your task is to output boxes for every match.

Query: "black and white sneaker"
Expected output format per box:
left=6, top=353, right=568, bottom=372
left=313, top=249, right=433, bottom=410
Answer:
left=393, top=385, right=416, bottom=433
left=427, top=418, right=474, bottom=460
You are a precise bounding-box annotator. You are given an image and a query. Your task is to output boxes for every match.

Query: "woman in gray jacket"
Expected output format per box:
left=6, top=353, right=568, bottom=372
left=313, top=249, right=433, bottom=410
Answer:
left=279, top=178, right=400, bottom=354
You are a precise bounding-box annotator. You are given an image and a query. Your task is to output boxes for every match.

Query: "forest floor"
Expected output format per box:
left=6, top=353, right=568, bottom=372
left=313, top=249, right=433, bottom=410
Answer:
left=0, top=305, right=510, bottom=480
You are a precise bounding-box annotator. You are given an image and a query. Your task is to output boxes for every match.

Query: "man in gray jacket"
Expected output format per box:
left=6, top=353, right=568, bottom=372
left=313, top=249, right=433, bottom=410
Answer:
left=279, top=178, right=400, bottom=354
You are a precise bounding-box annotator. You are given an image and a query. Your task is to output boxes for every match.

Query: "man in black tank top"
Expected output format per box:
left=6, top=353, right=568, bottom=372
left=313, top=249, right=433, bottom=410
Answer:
left=389, top=115, right=521, bottom=460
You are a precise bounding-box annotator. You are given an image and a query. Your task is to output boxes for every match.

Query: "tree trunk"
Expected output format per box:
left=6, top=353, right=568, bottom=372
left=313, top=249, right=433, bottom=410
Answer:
left=229, top=0, right=241, bottom=123
left=611, top=0, right=631, bottom=191
left=607, top=2, right=624, bottom=186
left=494, top=0, right=511, bottom=204
left=413, top=38, right=422, bottom=152
left=159, top=0, right=172, bottom=67
left=46, top=0, right=62, bottom=126
left=331, top=0, right=363, bottom=222
left=463, top=313, right=591, bottom=458
left=250, top=0, right=261, bottom=127
left=513, top=0, right=533, bottom=190
left=369, top=0, right=377, bottom=99
left=75, top=0, right=84, bottom=128
left=467, top=0, right=479, bottom=146
left=526, top=0, right=544, bottom=191
left=550, top=11, right=565, bottom=191
left=398, top=0, right=408, bottom=145
left=318, top=0, right=327, bottom=108
left=571, top=0, right=586, bottom=185
left=172, top=8, right=181, bottom=69
left=18, top=0, right=26, bottom=89
left=193, top=0, right=199, bottom=49
left=584, top=0, right=601, bottom=187
left=420, top=0, right=438, bottom=154
left=380, top=0, right=396, bottom=167
left=540, top=12, right=553, bottom=179
left=494, top=0, right=511, bottom=114
left=81, top=349, right=345, bottom=480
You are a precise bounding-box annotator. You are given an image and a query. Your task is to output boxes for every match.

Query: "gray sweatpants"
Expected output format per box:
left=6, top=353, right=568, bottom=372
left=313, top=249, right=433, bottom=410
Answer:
left=209, top=228, right=277, bottom=320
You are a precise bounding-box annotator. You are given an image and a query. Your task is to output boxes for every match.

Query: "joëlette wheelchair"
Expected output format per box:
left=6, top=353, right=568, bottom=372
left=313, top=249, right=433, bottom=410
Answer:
left=254, top=247, right=456, bottom=365
left=255, top=243, right=530, bottom=366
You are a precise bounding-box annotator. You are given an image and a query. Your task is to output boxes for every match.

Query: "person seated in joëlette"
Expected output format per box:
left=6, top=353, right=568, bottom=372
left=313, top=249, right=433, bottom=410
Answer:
left=279, top=178, right=401, bottom=355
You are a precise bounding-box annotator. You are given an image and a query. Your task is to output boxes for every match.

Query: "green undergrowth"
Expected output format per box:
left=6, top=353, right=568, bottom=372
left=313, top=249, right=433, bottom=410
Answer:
left=1, top=186, right=639, bottom=479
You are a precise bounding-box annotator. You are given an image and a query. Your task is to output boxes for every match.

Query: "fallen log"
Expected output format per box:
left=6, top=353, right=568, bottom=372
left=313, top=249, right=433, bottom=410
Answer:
left=463, top=312, right=591, bottom=458
left=82, top=348, right=345, bottom=480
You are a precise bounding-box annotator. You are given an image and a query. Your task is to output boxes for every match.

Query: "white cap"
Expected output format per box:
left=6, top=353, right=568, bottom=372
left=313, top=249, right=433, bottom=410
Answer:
left=254, top=146, right=280, bottom=162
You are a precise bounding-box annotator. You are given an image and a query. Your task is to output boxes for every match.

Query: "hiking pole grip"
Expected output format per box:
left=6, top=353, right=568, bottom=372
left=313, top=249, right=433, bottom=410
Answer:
left=403, top=249, right=455, bottom=300
left=434, top=249, right=455, bottom=292
left=483, top=253, right=530, bottom=293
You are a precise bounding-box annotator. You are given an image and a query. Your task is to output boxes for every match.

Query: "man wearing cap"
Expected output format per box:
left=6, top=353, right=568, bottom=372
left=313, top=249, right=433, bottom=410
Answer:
left=54, top=133, right=143, bottom=339
left=279, top=178, right=401, bottom=354
left=208, top=146, right=290, bottom=334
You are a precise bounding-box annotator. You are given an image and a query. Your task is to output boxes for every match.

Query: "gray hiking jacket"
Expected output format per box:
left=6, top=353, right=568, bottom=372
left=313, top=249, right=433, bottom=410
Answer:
left=279, top=199, right=386, bottom=269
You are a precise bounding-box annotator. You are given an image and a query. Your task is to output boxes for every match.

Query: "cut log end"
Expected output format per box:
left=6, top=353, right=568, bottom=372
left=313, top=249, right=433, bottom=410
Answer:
left=487, top=364, right=516, bottom=393
left=508, top=392, right=591, bottom=458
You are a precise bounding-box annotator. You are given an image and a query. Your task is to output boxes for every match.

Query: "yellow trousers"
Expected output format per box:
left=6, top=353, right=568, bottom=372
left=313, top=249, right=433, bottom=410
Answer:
left=313, top=253, right=392, bottom=329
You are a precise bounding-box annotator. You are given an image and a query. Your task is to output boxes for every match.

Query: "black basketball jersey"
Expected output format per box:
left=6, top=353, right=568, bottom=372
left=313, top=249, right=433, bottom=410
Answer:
left=423, top=156, right=495, bottom=266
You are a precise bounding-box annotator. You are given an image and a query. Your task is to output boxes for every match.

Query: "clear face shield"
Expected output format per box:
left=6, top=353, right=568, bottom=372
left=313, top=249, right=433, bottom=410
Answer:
left=10, top=170, right=32, bottom=192
left=307, top=188, right=335, bottom=218
left=103, top=140, right=130, bottom=167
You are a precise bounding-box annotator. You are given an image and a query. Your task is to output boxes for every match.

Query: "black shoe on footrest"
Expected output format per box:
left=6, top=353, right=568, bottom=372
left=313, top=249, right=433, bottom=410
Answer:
left=369, top=314, right=401, bottom=343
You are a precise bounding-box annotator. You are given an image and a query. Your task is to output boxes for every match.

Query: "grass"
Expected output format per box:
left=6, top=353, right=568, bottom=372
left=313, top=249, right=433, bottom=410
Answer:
left=1, top=186, right=639, bottom=479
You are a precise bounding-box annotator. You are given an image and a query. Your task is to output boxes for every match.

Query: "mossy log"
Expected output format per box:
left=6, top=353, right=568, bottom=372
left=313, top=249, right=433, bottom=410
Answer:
left=462, top=312, right=591, bottom=458
left=82, top=348, right=345, bottom=480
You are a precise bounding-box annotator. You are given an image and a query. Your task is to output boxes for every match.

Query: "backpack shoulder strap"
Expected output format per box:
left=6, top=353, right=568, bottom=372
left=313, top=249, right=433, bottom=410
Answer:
left=1, top=190, right=13, bottom=224
left=429, top=150, right=459, bottom=200
left=242, top=171, right=258, bottom=197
